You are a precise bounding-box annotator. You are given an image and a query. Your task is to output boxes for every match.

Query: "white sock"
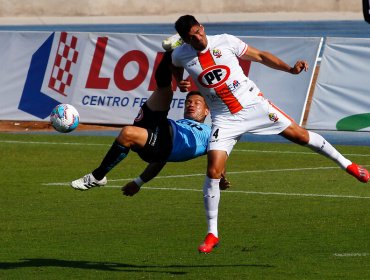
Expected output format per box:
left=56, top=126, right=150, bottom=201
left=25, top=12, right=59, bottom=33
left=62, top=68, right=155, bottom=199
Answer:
left=203, top=176, right=221, bottom=237
left=306, top=131, right=351, bottom=169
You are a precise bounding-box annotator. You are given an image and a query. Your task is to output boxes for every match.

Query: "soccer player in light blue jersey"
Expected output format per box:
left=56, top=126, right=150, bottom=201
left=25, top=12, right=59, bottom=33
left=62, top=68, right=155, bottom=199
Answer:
left=71, top=51, right=230, bottom=194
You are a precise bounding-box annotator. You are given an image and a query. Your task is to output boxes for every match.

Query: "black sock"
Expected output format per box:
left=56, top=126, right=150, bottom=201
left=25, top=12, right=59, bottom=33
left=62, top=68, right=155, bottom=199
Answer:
left=92, top=140, right=129, bottom=180
left=155, top=51, right=173, bottom=88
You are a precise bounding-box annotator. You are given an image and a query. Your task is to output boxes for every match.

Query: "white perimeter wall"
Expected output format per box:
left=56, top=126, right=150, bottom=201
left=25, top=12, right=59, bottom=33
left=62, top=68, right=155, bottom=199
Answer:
left=0, top=0, right=361, bottom=17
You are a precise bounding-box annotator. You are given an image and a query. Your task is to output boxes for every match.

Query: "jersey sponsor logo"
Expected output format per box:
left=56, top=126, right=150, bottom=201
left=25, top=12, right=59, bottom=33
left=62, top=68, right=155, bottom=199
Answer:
left=197, top=49, right=242, bottom=114
left=134, top=107, right=144, bottom=122
left=227, top=80, right=241, bottom=92
left=197, top=65, right=230, bottom=88
left=148, top=127, right=159, bottom=147
left=269, top=112, right=279, bottom=123
left=212, top=49, right=222, bottom=58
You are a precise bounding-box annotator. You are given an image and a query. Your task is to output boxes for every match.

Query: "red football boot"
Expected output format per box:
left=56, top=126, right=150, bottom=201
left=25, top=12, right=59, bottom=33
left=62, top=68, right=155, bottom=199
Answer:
left=198, top=233, right=219, bottom=254
left=346, top=163, right=370, bottom=183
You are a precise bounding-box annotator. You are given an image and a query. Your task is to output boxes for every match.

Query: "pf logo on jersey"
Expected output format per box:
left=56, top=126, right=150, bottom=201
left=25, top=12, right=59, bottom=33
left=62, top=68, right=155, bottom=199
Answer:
left=198, top=65, right=230, bottom=88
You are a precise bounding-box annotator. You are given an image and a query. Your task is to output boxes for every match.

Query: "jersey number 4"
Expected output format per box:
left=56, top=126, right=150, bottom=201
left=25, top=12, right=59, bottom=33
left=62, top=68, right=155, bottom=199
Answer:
left=212, top=128, right=219, bottom=139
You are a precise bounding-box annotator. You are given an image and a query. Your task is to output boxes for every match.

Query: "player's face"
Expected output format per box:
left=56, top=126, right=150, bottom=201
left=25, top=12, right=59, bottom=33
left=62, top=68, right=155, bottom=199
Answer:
left=183, top=24, right=207, bottom=51
left=184, top=94, right=209, bottom=123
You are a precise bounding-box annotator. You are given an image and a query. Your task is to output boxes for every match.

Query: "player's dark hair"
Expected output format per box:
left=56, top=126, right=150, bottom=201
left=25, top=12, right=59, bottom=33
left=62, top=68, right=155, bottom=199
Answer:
left=175, top=15, right=200, bottom=39
left=185, top=91, right=203, bottom=100
left=185, top=91, right=208, bottom=109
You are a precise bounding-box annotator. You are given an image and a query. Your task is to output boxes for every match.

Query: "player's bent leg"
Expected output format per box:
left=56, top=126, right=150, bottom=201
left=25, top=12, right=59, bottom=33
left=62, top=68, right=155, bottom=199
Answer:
left=305, top=130, right=370, bottom=183
left=92, top=139, right=130, bottom=181
left=147, top=49, right=173, bottom=111
left=305, top=130, right=351, bottom=169
left=280, top=122, right=309, bottom=145
left=146, top=86, right=173, bottom=112
left=71, top=173, right=107, bottom=191
left=117, top=126, right=148, bottom=149
left=146, top=50, right=174, bottom=111
left=281, top=125, right=369, bottom=183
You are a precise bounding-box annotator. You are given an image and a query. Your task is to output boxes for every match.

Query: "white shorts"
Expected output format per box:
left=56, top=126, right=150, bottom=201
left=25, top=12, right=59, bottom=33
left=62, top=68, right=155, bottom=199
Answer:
left=208, top=95, right=292, bottom=155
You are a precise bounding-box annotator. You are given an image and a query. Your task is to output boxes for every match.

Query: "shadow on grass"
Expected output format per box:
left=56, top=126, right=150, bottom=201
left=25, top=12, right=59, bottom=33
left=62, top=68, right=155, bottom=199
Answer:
left=0, top=258, right=274, bottom=274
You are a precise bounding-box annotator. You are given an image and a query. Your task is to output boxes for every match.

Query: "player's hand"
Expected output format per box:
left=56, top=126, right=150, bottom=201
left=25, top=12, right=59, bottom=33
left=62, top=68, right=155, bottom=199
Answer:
left=219, top=175, right=231, bottom=190
left=290, top=60, right=309, bottom=74
left=122, top=181, right=141, bottom=196
left=178, top=79, right=191, bottom=92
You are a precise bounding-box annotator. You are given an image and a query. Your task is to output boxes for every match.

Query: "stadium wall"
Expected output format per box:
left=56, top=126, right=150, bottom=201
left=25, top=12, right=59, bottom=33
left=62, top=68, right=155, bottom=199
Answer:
left=0, top=0, right=361, bottom=17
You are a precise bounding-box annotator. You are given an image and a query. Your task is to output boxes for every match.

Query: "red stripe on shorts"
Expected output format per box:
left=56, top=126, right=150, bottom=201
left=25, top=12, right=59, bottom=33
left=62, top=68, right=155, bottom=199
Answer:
left=269, top=99, right=294, bottom=122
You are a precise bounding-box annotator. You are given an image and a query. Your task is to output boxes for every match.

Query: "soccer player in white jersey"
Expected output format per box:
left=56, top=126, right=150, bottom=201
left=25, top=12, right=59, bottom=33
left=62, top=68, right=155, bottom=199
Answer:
left=170, top=14, right=370, bottom=254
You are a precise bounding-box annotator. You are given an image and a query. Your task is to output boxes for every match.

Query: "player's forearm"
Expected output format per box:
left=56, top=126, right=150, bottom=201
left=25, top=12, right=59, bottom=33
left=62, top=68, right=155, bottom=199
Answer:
left=242, top=47, right=293, bottom=73
left=258, top=51, right=293, bottom=73
left=139, top=162, right=167, bottom=183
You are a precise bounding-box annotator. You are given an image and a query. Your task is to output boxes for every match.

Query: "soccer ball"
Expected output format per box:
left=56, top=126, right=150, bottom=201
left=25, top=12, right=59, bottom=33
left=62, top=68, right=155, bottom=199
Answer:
left=50, top=104, right=80, bottom=133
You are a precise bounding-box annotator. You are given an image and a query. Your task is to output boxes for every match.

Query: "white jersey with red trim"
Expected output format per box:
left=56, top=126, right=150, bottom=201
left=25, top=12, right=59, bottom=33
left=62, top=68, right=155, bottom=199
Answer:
left=172, top=34, right=261, bottom=118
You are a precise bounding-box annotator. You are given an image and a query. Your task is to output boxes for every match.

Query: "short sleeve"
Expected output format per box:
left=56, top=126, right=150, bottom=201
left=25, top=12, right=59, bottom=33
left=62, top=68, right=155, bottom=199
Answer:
left=225, top=34, right=248, bottom=57
left=171, top=48, right=181, bottom=67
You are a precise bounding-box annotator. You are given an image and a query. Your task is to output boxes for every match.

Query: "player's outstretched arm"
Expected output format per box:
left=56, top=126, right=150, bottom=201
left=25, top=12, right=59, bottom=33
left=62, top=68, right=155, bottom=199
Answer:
left=241, top=45, right=308, bottom=74
left=122, top=162, right=167, bottom=196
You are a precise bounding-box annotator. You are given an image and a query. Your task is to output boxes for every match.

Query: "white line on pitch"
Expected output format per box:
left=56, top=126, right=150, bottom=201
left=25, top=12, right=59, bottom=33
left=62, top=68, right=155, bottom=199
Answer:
left=80, top=165, right=370, bottom=182
left=45, top=165, right=370, bottom=187
left=234, top=149, right=370, bottom=157
left=1, top=140, right=369, bottom=157
left=106, top=186, right=370, bottom=200
left=333, top=253, right=368, bottom=257
left=0, top=140, right=109, bottom=146
left=45, top=182, right=370, bottom=199
left=44, top=166, right=341, bottom=186
left=45, top=176, right=370, bottom=200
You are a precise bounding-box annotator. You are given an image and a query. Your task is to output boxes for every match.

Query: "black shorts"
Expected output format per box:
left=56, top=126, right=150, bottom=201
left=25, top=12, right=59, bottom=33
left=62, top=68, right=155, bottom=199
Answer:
left=132, top=103, right=172, bottom=163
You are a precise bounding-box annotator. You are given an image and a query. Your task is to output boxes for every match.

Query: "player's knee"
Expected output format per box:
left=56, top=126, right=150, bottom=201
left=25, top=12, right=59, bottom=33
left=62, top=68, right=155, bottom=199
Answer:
left=283, top=125, right=309, bottom=145
left=207, top=167, right=223, bottom=179
left=295, top=128, right=310, bottom=145
left=117, top=126, right=136, bottom=147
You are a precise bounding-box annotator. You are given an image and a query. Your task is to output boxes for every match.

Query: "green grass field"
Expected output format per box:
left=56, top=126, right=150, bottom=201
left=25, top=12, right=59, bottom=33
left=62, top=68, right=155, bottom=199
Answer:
left=1, top=132, right=370, bottom=279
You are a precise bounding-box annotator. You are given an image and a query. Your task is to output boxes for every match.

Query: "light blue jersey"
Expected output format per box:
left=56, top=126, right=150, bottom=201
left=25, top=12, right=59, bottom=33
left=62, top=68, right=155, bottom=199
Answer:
left=167, top=119, right=211, bottom=162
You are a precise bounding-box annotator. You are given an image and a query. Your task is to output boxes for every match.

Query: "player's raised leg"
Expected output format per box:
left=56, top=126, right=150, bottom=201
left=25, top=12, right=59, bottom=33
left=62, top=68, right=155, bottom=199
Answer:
left=281, top=123, right=369, bottom=183
left=146, top=51, right=174, bottom=111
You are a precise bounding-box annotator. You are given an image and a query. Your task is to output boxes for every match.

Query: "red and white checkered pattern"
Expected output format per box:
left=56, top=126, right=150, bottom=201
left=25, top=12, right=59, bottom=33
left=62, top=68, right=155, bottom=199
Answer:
left=48, top=32, right=79, bottom=96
